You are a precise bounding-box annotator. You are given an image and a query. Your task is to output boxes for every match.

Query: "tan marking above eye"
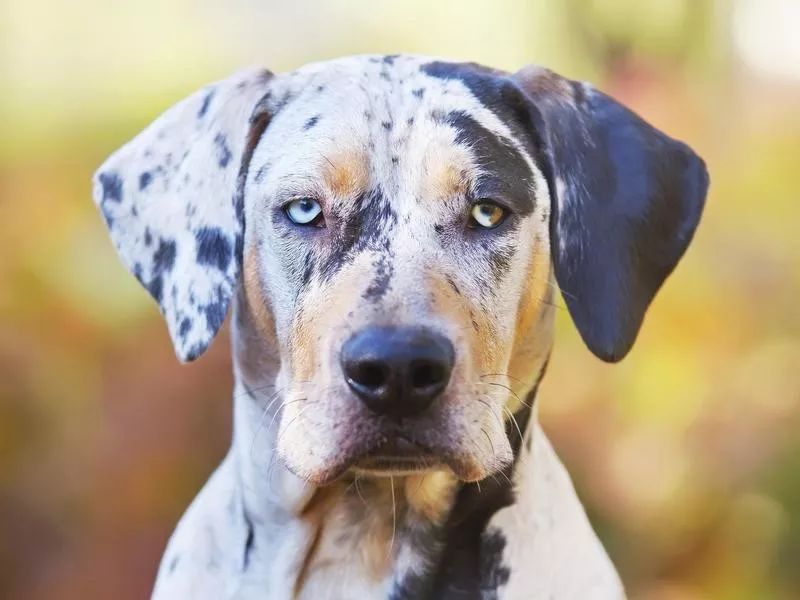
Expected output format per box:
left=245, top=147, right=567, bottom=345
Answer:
left=323, top=148, right=369, bottom=198
left=470, top=202, right=506, bottom=228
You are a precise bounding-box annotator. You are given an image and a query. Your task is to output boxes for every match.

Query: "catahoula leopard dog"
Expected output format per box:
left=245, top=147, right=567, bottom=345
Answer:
left=93, top=54, right=708, bottom=599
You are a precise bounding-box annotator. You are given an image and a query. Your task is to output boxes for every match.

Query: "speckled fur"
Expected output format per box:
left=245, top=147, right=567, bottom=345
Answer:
left=94, top=53, right=707, bottom=600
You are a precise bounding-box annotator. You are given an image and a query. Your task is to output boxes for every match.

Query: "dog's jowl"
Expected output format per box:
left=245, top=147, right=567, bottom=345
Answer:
left=93, top=54, right=708, bottom=600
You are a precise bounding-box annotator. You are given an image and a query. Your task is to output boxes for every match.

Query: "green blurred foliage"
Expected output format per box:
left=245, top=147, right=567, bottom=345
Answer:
left=1, top=1, right=799, bottom=598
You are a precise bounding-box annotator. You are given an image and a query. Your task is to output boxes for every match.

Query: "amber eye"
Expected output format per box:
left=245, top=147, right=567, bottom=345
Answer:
left=469, top=202, right=506, bottom=229
left=285, top=198, right=324, bottom=226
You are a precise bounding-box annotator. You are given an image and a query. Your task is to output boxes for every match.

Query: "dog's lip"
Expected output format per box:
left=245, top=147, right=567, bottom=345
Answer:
left=352, top=435, right=439, bottom=472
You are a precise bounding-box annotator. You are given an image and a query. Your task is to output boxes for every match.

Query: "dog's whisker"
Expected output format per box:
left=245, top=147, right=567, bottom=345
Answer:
left=387, top=475, right=397, bottom=562
left=503, top=405, right=525, bottom=444
left=476, top=381, right=526, bottom=406
left=355, top=474, right=367, bottom=506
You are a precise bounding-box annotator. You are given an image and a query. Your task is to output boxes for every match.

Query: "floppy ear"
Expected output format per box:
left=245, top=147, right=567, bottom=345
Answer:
left=93, top=67, right=274, bottom=362
left=514, top=66, right=709, bottom=362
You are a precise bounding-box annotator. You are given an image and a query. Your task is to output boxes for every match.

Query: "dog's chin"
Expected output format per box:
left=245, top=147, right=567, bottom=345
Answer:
left=280, top=436, right=508, bottom=486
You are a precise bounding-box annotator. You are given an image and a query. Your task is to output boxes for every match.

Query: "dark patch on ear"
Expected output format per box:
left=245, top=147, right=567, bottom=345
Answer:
left=515, top=73, right=709, bottom=361
left=413, top=87, right=425, bottom=98
left=201, top=284, right=228, bottom=332
left=178, top=317, right=193, bottom=340
left=198, top=89, right=215, bottom=118
left=196, top=227, right=232, bottom=272
left=304, top=115, right=320, bottom=130
left=214, top=133, right=233, bottom=168
left=98, top=171, right=123, bottom=204
left=153, top=238, right=177, bottom=274
left=436, top=110, right=535, bottom=217
left=139, top=171, right=153, bottom=190
left=184, top=342, right=205, bottom=362
left=147, top=276, right=164, bottom=304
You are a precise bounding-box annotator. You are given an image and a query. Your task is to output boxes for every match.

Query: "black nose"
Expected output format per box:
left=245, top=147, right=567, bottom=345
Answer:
left=341, top=326, right=455, bottom=419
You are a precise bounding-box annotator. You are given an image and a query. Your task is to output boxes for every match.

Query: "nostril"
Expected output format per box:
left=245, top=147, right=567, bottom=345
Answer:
left=410, top=360, right=447, bottom=392
left=350, top=360, right=390, bottom=390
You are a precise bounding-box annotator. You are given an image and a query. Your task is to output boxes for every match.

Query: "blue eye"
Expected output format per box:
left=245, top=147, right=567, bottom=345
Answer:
left=285, top=198, right=324, bottom=226
left=469, top=202, right=506, bottom=229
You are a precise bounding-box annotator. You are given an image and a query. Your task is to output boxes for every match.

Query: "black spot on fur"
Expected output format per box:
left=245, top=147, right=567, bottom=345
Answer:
left=196, top=227, right=232, bottom=272
left=391, top=155, right=399, bottom=164
left=433, top=223, right=444, bottom=234
left=153, top=239, right=177, bottom=274
left=243, top=511, right=255, bottom=571
left=301, top=253, right=315, bottom=287
left=407, top=117, right=415, bottom=126
left=413, top=87, right=425, bottom=98
left=168, top=555, right=180, bottom=574
left=363, top=252, right=394, bottom=301
left=98, top=171, right=123, bottom=203
left=214, top=133, right=232, bottom=168
left=436, top=110, right=535, bottom=217
left=480, top=530, right=511, bottom=594
left=144, top=229, right=153, bottom=246
left=202, top=289, right=227, bottom=332
left=185, top=342, right=205, bottom=362
left=316, top=84, right=325, bottom=93
left=304, top=115, right=321, bottom=130
left=198, top=89, right=215, bottom=118
left=254, top=164, right=270, bottom=184
left=420, top=360, right=548, bottom=599
left=382, top=121, right=393, bottom=130
left=178, top=317, right=192, bottom=340
left=383, top=54, right=399, bottom=65
left=147, top=276, right=163, bottom=304
left=318, top=186, right=397, bottom=283
left=446, top=276, right=461, bottom=296
left=139, top=171, right=153, bottom=190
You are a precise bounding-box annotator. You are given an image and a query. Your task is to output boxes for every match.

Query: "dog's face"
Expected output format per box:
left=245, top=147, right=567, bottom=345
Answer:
left=94, top=55, right=708, bottom=485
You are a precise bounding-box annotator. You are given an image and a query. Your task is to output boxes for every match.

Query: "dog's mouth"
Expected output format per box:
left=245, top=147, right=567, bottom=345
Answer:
left=352, top=436, right=443, bottom=476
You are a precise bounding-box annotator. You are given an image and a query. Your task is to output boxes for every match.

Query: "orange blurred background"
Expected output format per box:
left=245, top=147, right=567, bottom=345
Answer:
left=1, top=1, right=799, bottom=598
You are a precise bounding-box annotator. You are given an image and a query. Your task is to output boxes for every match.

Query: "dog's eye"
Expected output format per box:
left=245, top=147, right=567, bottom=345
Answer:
left=469, top=202, right=506, bottom=229
left=285, top=198, right=324, bottom=226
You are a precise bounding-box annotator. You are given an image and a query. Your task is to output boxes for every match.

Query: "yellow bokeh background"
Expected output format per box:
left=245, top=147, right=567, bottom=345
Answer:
left=1, top=1, right=799, bottom=598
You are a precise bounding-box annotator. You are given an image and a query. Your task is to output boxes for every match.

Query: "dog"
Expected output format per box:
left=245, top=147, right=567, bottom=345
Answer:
left=92, top=54, right=708, bottom=599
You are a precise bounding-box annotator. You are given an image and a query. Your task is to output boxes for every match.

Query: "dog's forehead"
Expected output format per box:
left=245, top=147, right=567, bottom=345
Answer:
left=247, top=54, right=539, bottom=218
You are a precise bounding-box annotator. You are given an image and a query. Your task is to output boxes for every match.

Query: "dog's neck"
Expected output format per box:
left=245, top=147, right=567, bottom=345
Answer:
left=226, top=293, right=553, bottom=595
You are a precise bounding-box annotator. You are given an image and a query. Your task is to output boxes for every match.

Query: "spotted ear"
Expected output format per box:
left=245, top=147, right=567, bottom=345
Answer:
left=514, top=66, right=709, bottom=362
left=93, top=68, right=274, bottom=362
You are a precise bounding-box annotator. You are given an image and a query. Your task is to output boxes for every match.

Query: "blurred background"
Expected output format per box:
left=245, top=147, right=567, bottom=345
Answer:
left=1, top=0, right=799, bottom=598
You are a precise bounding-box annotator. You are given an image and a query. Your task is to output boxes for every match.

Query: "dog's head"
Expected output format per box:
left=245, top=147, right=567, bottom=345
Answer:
left=94, top=55, right=707, bottom=484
